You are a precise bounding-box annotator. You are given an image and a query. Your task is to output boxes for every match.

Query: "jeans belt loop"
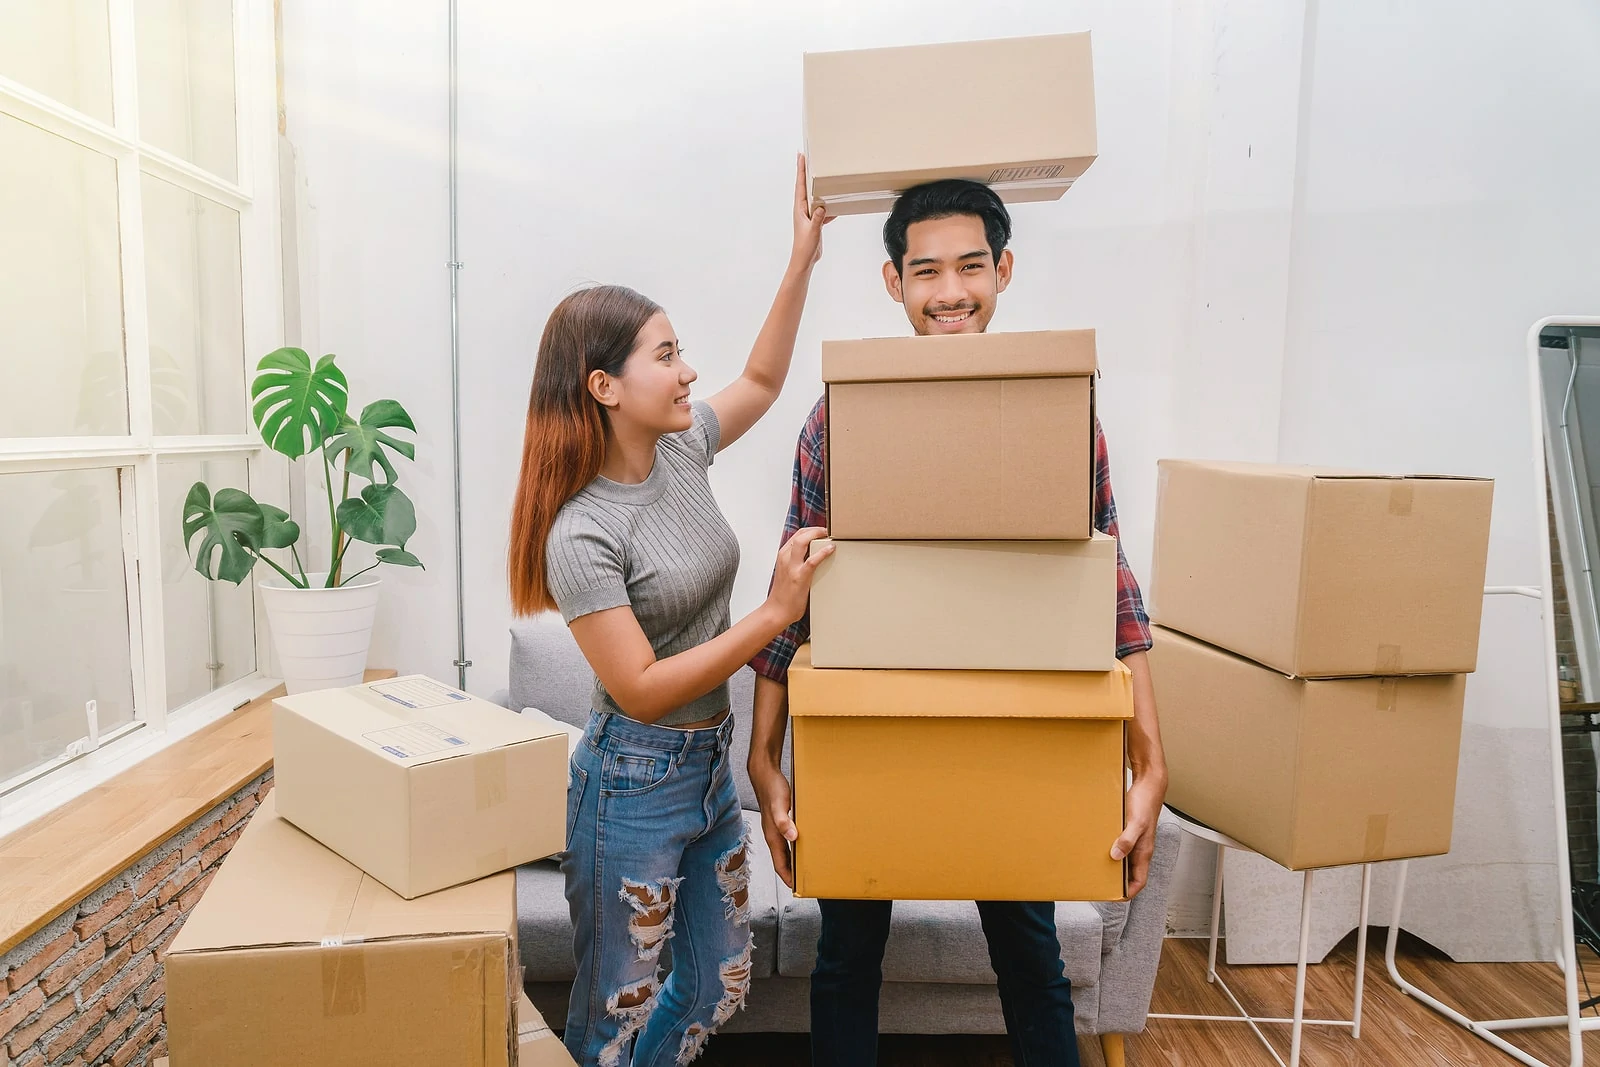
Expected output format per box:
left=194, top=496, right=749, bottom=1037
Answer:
left=676, top=728, right=694, bottom=768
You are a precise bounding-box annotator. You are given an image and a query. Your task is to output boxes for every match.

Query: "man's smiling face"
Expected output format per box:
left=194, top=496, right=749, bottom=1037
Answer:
left=883, top=213, right=1013, bottom=336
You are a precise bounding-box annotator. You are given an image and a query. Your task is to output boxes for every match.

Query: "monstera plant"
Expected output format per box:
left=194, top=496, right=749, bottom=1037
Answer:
left=182, top=348, right=423, bottom=589
left=181, top=349, right=422, bottom=693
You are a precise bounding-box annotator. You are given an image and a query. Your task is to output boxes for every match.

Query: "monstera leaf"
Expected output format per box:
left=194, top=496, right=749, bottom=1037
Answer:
left=336, top=483, right=417, bottom=551
left=325, top=399, right=416, bottom=484
left=375, top=547, right=423, bottom=568
left=250, top=348, right=349, bottom=459
left=256, top=503, right=301, bottom=551
left=182, top=483, right=264, bottom=585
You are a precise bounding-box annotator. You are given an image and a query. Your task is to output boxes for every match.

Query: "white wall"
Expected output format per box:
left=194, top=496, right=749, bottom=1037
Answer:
left=280, top=0, right=1600, bottom=956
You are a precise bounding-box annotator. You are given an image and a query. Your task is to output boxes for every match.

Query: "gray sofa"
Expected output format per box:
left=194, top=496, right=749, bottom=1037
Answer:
left=499, top=615, right=1180, bottom=1050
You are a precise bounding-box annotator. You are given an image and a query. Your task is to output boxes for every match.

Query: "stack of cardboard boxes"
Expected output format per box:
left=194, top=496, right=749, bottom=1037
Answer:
left=1146, top=460, right=1495, bottom=870
left=788, top=330, right=1132, bottom=902
left=162, top=675, right=576, bottom=1066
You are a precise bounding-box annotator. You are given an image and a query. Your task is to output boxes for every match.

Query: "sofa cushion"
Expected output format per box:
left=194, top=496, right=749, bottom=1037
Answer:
left=508, top=618, right=790, bottom=810
left=515, top=809, right=782, bottom=982
left=776, top=885, right=1105, bottom=987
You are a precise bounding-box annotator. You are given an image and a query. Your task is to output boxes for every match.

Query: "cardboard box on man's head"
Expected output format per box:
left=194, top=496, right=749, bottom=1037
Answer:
left=272, top=674, right=569, bottom=899
left=804, top=33, right=1097, bottom=216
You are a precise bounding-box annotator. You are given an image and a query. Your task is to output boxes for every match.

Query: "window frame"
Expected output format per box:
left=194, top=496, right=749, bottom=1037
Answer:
left=0, top=0, right=286, bottom=826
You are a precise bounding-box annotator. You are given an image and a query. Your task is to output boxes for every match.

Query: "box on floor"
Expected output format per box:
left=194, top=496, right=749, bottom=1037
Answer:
left=807, top=534, right=1118, bottom=671
left=155, top=992, right=569, bottom=1067
left=164, top=792, right=526, bottom=1067
left=823, top=330, right=1097, bottom=540
left=1148, top=626, right=1467, bottom=870
left=789, top=645, right=1130, bottom=901
left=273, top=674, right=568, bottom=898
left=804, top=32, right=1097, bottom=215
left=1150, top=459, right=1494, bottom=678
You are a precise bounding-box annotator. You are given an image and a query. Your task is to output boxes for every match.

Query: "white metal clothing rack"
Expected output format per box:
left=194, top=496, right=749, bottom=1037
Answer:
left=1150, top=811, right=1373, bottom=1067
left=1379, top=317, right=1600, bottom=1067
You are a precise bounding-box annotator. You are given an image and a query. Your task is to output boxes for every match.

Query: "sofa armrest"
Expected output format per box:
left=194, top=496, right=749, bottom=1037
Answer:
left=1091, top=807, right=1183, bottom=1034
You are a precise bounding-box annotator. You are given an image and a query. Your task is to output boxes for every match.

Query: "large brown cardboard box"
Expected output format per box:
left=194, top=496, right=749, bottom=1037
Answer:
left=161, top=991, right=571, bottom=1067
left=1150, top=460, right=1494, bottom=677
left=165, top=793, right=518, bottom=1067
left=824, top=330, right=1096, bottom=540
left=273, top=674, right=568, bottom=898
left=808, top=534, right=1117, bottom=670
left=789, top=645, right=1129, bottom=900
left=804, top=33, right=1096, bottom=215
left=1148, top=627, right=1467, bottom=870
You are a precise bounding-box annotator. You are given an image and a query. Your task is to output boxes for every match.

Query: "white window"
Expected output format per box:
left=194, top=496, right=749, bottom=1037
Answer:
left=0, top=0, right=284, bottom=811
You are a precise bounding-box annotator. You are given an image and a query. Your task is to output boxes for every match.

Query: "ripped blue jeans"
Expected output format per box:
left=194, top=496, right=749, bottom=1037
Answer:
left=562, top=711, right=753, bottom=1067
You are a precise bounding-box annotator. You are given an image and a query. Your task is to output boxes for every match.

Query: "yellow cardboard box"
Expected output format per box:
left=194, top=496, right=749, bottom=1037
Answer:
left=789, top=646, right=1129, bottom=901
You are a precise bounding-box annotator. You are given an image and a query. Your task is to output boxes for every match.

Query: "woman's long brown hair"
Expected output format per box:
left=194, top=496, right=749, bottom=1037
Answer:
left=508, top=285, right=662, bottom=615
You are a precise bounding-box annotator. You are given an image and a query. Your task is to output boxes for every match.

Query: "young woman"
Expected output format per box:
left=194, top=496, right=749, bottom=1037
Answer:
left=507, top=157, right=831, bottom=1067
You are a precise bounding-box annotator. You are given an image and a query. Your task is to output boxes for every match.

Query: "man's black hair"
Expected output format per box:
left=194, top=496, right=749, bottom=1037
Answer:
left=882, top=179, right=1013, bottom=274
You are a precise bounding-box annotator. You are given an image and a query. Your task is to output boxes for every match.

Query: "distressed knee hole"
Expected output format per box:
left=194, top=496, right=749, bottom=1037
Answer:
left=618, top=876, right=682, bottom=964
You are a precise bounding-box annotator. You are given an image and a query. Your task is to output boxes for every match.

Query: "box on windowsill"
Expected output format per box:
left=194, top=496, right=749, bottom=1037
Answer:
left=273, top=674, right=569, bottom=899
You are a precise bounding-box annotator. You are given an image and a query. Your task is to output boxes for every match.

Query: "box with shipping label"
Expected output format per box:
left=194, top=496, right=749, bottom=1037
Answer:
left=788, top=645, right=1129, bottom=900
left=808, top=534, right=1117, bottom=671
left=804, top=33, right=1097, bottom=215
left=1150, top=460, right=1494, bottom=677
left=1148, top=627, right=1466, bottom=870
left=824, top=330, right=1096, bottom=540
left=165, top=793, right=519, bottom=1067
left=273, top=674, right=569, bottom=899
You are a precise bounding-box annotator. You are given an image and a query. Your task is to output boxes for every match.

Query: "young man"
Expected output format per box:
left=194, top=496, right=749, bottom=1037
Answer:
left=746, top=179, right=1168, bottom=1067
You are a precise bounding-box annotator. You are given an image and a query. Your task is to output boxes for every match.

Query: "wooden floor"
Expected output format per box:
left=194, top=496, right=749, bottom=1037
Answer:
left=698, top=932, right=1600, bottom=1066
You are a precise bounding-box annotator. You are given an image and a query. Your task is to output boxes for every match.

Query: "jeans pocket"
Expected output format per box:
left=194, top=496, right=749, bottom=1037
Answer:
left=565, top=760, right=589, bottom=852
left=602, top=751, right=674, bottom=796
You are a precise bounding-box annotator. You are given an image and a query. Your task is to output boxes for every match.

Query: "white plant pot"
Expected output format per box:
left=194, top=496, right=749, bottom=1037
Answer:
left=258, top=571, right=381, bottom=695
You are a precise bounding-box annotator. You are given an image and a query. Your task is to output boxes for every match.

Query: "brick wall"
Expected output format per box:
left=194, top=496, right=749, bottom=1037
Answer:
left=0, top=770, right=272, bottom=1067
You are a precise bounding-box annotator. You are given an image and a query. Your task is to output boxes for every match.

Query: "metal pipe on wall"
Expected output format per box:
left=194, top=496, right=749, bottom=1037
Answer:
left=446, top=0, right=470, bottom=690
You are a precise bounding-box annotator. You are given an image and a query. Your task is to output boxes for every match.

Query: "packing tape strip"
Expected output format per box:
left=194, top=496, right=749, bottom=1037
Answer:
left=1376, top=678, right=1399, bottom=712
left=1376, top=644, right=1403, bottom=673
left=320, top=870, right=368, bottom=1017
left=476, top=750, right=509, bottom=811
left=1363, top=813, right=1390, bottom=862
left=1389, top=482, right=1414, bottom=516
left=320, top=938, right=368, bottom=1017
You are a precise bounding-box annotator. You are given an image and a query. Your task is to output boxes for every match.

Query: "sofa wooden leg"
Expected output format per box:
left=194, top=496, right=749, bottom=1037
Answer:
left=1099, top=1032, right=1126, bottom=1067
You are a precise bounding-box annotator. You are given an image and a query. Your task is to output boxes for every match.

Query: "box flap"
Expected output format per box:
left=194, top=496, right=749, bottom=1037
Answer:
left=170, top=793, right=514, bottom=955
left=789, top=645, right=1132, bottom=720
left=822, top=330, right=1095, bottom=383
left=274, top=675, right=567, bottom=769
left=1158, top=457, right=1489, bottom=483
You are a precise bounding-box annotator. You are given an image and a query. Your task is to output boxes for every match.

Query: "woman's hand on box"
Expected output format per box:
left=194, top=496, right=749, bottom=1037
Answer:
left=764, top=527, right=832, bottom=629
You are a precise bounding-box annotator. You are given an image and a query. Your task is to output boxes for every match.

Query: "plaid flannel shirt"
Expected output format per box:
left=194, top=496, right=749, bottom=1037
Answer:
left=749, top=394, right=1154, bottom=683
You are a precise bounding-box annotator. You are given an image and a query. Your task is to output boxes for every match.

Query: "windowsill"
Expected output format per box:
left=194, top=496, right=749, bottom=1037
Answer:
left=0, top=669, right=394, bottom=956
